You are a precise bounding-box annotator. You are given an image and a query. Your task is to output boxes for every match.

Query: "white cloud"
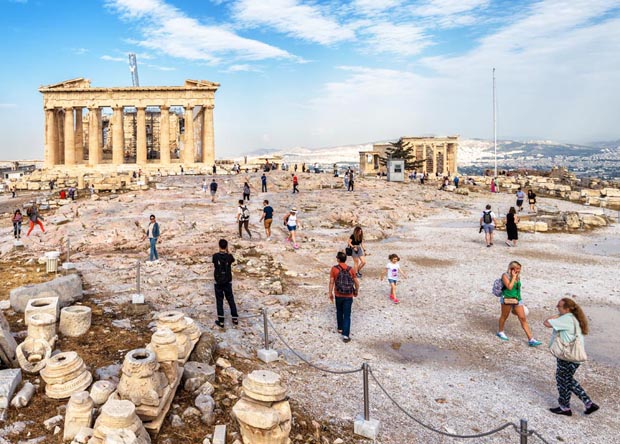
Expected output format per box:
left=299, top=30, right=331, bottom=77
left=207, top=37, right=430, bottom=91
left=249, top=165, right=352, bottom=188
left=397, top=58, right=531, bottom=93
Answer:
left=100, top=54, right=126, bottom=62
left=143, top=63, right=176, bottom=71
left=352, top=0, right=403, bottom=14
left=106, top=0, right=294, bottom=64
left=232, top=0, right=355, bottom=45
left=361, top=22, right=430, bottom=56
left=72, top=47, right=89, bottom=55
left=412, top=0, right=490, bottom=17
left=225, top=64, right=262, bottom=72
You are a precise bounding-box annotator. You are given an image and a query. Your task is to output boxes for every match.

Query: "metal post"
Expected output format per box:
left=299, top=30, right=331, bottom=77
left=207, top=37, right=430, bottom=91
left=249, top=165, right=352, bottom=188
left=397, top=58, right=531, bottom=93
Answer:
left=136, top=260, right=141, bottom=294
left=520, top=418, right=528, bottom=444
left=363, top=363, right=370, bottom=421
left=66, top=237, right=71, bottom=263
left=263, top=308, right=269, bottom=350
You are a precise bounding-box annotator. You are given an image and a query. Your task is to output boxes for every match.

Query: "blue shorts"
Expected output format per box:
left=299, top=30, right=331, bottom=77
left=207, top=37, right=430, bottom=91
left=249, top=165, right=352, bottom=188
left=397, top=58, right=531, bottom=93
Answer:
left=287, top=225, right=297, bottom=231
left=500, top=297, right=524, bottom=306
left=388, top=279, right=398, bottom=284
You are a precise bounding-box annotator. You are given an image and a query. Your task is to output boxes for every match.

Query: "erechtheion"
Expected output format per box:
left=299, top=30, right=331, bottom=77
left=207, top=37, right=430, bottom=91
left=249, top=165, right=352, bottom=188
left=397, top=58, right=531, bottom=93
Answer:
left=360, top=136, right=459, bottom=176
left=39, top=78, right=219, bottom=168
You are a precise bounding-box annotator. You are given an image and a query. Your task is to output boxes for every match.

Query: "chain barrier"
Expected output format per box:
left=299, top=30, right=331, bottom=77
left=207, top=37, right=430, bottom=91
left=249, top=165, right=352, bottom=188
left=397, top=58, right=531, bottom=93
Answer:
left=79, top=259, right=138, bottom=273
left=266, top=317, right=363, bottom=375
left=530, top=430, right=552, bottom=444
left=368, top=367, right=517, bottom=439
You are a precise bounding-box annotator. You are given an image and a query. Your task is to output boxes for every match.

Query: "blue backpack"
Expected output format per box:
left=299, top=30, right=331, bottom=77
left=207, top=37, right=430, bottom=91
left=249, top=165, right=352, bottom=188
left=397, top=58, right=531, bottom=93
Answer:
left=492, top=274, right=506, bottom=297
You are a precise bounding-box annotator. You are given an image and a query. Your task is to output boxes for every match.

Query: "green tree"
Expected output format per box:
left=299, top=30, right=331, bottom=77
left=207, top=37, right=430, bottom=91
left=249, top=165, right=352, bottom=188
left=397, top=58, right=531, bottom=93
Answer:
left=380, top=138, right=426, bottom=170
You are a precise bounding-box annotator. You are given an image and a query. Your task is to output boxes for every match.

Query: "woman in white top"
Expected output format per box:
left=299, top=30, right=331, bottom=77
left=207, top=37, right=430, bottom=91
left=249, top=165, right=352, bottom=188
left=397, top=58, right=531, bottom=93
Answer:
left=544, top=298, right=599, bottom=416
left=284, top=208, right=301, bottom=249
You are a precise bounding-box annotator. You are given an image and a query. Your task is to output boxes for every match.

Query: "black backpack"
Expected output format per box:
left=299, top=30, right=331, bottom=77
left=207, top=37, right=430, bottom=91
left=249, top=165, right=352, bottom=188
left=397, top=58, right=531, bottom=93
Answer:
left=240, top=206, right=250, bottom=221
left=334, top=265, right=355, bottom=295
left=483, top=211, right=492, bottom=224
left=213, top=254, right=230, bottom=285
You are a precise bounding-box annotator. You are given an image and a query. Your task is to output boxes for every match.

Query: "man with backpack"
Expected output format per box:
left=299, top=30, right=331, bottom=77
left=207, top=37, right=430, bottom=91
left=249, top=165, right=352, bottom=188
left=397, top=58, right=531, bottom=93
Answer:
left=236, top=199, right=252, bottom=239
left=480, top=204, right=497, bottom=247
left=329, top=251, right=360, bottom=343
left=212, top=239, right=238, bottom=328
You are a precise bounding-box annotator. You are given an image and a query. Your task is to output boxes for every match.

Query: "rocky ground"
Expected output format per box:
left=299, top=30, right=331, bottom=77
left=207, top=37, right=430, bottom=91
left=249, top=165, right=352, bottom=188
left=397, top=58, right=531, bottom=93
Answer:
left=1, top=170, right=618, bottom=443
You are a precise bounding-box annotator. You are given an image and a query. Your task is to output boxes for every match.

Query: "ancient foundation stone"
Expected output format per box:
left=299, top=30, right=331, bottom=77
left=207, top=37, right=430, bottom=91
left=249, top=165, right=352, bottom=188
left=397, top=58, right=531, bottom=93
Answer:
left=40, top=351, right=92, bottom=399
left=25, top=297, right=59, bottom=324
left=10, top=274, right=83, bottom=312
left=0, top=368, right=22, bottom=409
left=59, top=306, right=92, bottom=337
left=64, top=391, right=94, bottom=441
left=91, top=399, right=151, bottom=444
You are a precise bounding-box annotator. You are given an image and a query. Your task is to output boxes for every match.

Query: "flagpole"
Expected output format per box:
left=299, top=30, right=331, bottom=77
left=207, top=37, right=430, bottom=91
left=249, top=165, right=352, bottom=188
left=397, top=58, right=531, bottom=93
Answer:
left=493, top=67, right=497, bottom=178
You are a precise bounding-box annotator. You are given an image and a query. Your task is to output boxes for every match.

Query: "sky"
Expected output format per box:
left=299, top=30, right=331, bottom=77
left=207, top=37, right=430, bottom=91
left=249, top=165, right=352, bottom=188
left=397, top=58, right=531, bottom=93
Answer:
left=0, top=0, right=619, bottom=160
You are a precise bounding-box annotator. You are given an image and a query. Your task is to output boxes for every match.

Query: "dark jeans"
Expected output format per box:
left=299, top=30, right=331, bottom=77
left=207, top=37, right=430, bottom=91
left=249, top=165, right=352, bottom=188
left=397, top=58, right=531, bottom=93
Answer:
left=335, top=296, right=353, bottom=337
left=13, top=222, right=21, bottom=238
left=243, top=193, right=250, bottom=201
left=556, top=358, right=592, bottom=409
left=214, top=282, right=238, bottom=323
left=262, top=183, right=267, bottom=192
left=238, top=220, right=251, bottom=238
left=348, top=181, right=354, bottom=191
left=293, top=184, right=299, bottom=193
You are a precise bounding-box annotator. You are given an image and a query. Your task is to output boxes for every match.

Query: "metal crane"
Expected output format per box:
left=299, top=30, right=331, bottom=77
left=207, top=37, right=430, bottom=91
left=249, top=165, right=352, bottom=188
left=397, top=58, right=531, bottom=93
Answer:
left=128, top=53, right=140, bottom=87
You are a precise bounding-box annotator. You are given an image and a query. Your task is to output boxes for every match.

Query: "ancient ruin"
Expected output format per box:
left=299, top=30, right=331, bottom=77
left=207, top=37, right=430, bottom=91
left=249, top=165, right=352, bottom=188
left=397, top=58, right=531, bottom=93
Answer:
left=64, top=391, right=95, bottom=441
left=360, top=136, right=459, bottom=176
left=40, top=351, right=92, bottom=399
left=90, top=399, right=151, bottom=444
left=59, top=305, right=92, bottom=337
left=39, top=78, right=219, bottom=168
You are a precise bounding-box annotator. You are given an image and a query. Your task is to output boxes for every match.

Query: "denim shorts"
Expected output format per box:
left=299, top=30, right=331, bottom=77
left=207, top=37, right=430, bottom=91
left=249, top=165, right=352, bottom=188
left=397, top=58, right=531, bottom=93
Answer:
left=482, top=224, right=495, bottom=233
left=388, top=279, right=398, bottom=284
left=500, top=297, right=524, bottom=306
left=287, top=225, right=297, bottom=231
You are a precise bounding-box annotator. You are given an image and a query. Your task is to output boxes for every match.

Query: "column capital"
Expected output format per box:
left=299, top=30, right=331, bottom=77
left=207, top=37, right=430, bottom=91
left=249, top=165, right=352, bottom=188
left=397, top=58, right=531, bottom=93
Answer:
left=204, top=104, right=215, bottom=110
left=160, top=105, right=170, bottom=111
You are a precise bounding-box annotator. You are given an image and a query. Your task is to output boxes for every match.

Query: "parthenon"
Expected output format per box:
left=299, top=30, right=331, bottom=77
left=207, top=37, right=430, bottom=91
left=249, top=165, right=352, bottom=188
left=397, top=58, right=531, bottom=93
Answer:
left=39, top=78, right=219, bottom=168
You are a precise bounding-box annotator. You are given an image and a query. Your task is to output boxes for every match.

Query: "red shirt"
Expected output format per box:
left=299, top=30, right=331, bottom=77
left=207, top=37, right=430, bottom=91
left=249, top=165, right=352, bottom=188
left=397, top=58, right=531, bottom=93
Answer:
left=293, top=175, right=298, bottom=184
left=330, top=264, right=356, bottom=298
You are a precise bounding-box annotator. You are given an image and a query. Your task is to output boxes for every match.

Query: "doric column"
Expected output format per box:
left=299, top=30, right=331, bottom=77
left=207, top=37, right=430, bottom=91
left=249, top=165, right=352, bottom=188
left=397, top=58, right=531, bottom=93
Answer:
left=112, top=106, right=125, bottom=165
left=202, top=104, right=215, bottom=164
left=64, top=107, right=76, bottom=165
left=57, top=110, right=65, bottom=164
left=183, top=105, right=195, bottom=164
left=136, top=107, right=147, bottom=164
left=88, top=107, right=101, bottom=166
left=97, top=109, right=103, bottom=155
left=431, top=145, right=437, bottom=174
left=159, top=106, right=171, bottom=165
left=44, top=108, right=58, bottom=167
left=422, top=144, right=427, bottom=173
left=75, top=108, right=84, bottom=163
left=451, top=143, right=458, bottom=174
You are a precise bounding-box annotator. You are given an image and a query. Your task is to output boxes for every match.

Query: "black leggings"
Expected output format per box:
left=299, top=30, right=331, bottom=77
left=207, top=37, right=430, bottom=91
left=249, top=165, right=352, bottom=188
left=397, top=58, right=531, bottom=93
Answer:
left=238, top=220, right=251, bottom=238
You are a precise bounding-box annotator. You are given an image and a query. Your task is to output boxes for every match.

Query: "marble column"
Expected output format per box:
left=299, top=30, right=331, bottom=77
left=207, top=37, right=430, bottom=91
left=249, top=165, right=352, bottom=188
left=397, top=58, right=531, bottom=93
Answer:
left=451, top=143, right=458, bottom=174
left=74, top=108, right=84, bottom=163
left=64, top=107, right=76, bottom=165
left=431, top=145, right=437, bottom=174
left=136, top=107, right=147, bottom=164
left=57, top=110, right=65, bottom=164
left=112, top=106, right=124, bottom=165
left=159, top=106, right=171, bottom=165
left=88, top=107, right=101, bottom=166
left=422, top=145, right=427, bottom=173
left=183, top=106, right=195, bottom=164
left=97, top=109, right=103, bottom=156
left=202, top=104, right=214, bottom=165
left=44, top=108, right=58, bottom=166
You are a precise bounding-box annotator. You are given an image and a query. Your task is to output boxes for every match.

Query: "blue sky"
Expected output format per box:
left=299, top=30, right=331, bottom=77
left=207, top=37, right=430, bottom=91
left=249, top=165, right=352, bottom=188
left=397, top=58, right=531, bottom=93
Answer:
left=0, top=0, right=619, bottom=160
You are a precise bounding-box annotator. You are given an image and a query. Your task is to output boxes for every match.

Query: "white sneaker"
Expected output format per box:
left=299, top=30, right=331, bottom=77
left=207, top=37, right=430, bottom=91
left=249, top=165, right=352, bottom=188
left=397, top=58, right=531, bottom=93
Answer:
left=267, top=237, right=271, bottom=241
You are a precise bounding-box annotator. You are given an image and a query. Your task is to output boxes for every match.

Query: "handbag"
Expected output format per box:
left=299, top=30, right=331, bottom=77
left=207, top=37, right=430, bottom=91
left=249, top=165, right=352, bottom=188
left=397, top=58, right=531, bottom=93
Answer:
left=345, top=246, right=353, bottom=256
left=502, top=298, right=519, bottom=305
left=550, top=316, right=587, bottom=363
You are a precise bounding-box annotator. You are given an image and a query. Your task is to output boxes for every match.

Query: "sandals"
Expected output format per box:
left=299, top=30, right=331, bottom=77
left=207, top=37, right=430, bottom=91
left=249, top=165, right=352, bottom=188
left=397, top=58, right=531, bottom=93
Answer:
left=232, top=318, right=239, bottom=326
left=215, top=320, right=224, bottom=328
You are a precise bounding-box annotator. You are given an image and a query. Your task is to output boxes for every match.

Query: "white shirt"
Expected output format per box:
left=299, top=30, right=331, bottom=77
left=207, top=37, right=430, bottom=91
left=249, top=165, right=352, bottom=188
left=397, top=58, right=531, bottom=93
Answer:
left=386, top=262, right=400, bottom=280
left=481, top=210, right=496, bottom=225
left=287, top=213, right=297, bottom=227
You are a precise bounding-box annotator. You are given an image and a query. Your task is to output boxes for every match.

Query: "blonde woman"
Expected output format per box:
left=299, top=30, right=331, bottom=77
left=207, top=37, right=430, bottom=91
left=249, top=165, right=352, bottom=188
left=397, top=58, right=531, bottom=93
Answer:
left=544, top=298, right=599, bottom=416
left=348, top=226, right=366, bottom=278
left=496, top=261, right=542, bottom=346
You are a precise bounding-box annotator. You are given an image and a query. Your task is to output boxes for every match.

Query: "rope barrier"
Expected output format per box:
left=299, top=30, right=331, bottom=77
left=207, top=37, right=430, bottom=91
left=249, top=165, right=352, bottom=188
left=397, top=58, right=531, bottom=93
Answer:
left=531, top=430, right=552, bottom=444
left=266, top=318, right=363, bottom=375
left=368, top=367, right=516, bottom=439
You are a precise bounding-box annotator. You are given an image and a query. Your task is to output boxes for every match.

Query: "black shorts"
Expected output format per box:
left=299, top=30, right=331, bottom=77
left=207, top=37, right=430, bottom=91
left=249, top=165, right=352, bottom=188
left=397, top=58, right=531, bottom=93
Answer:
left=516, top=199, right=523, bottom=207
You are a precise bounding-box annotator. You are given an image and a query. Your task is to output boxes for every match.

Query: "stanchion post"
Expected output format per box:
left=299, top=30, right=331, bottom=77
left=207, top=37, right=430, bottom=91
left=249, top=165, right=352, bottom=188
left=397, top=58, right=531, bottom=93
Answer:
left=67, top=238, right=71, bottom=263
left=257, top=308, right=278, bottom=363
left=136, top=260, right=141, bottom=295
left=354, top=364, right=380, bottom=440
left=61, top=237, right=75, bottom=271
left=520, top=418, right=528, bottom=444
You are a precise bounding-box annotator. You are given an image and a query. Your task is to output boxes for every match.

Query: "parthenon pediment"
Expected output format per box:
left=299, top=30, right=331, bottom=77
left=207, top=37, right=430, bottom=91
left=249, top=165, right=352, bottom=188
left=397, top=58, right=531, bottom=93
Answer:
left=44, top=78, right=92, bottom=89
left=184, top=79, right=220, bottom=88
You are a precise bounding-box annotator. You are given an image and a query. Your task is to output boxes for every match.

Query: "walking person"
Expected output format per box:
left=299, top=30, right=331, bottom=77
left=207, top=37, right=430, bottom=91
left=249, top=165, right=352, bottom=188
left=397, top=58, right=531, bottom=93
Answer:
left=236, top=199, right=252, bottom=239
left=490, top=178, right=497, bottom=193
left=505, top=207, right=520, bottom=247
left=347, top=226, right=366, bottom=277
left=141, top=214, right=160, bottom=261
left=496, top=261, right=542, bottom=346
left=242, top=181, right=251, bottom=201
left=261, top=173, right=267, bottom=193
left=202, top=179, right=208, bottom=194
left=528, top=189, right=537, bottom=213
left=259, top=199, right=274, bottom=240
left=516, top=187, right=525, bottom=212
left=212, top=239, right=239, bottom=328
left=12, top=209, right=23, bottom=239
left=383, top=253, right=407, bottom=304
left=26, top=204, right=45, bottom=236
left=283, top=207, right=300, bottom=249
left=343, top=172, right=350, bottom=190
left=292, top=174, right=299, bottom=193
left=11, top=185, right=16, bottom=198
left=453, top=175, right=459, bottom=188
left=480, top=204, right=496, bottom=247
left=209, top=179, right=218, bottom=203
left=328, top=251, right=359, bottom=343
left=348, top=170, right=355, bottom=191
left=544, top=298, right=599, bottom=416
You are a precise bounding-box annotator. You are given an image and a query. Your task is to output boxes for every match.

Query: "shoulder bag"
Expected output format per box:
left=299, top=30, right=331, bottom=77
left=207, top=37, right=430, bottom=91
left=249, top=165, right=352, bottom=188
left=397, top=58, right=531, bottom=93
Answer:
left=550, top=316, right=587, bottom=363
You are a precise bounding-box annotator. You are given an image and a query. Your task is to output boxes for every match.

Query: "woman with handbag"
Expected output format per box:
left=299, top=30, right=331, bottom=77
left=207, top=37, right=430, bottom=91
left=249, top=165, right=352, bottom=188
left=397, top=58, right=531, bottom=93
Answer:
left=544, top=298, right=599, bottom=416
left=496, top=261, right=542, bottom=346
